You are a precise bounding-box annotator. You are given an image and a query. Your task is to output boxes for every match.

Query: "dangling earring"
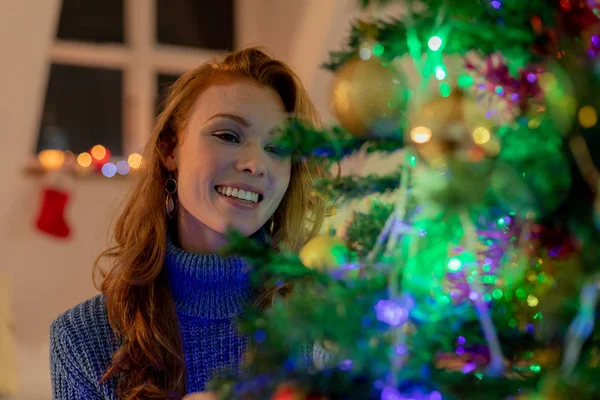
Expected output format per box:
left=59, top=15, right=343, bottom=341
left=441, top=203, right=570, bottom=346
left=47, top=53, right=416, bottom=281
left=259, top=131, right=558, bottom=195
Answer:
left=165, top=174, right=177, bottom=219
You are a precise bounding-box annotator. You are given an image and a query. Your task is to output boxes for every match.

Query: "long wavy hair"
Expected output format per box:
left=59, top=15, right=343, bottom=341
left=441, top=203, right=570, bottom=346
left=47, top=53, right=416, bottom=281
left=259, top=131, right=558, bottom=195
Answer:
left=94, top=47, right=328, bottom=399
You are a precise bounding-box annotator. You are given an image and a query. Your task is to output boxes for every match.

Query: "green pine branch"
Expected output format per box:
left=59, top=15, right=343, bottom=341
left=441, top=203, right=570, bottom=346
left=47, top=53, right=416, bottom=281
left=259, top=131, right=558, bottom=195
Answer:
left=313, top=168, right=401, bottom=203
left=272, top=118, right=405, bottom=163
left=325, top=0, right=557, bottom=72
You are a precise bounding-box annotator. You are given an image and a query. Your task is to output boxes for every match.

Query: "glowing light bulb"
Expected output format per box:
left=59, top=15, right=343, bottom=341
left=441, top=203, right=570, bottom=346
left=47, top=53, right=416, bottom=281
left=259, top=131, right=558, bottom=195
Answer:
left=91, top=144, right=107, bottom=160
left=38, top=149, right=65, bottom=170
left=527, top=294, right=539, bottom=307
left=116, top=160, right=130, bottom=175
left=101, top=162, right=117, bottom=178
left=435, top=65, right=447, bottom=80
left=447, top=257, right=463, bottom=272
left=372, top=43, right=384, bottom=56
left=410, top=126, right=432, bottom=144
left=359, top=47, right=372, bottom=60
left=428, top=36, right=443, bottom=51
left=578, top=105, right=598, bottom=128
left=127, top=153, right=143, bottom=169
left=77, top=152, right=92, bottom=168
left=472, top=127, right=491, bottom=144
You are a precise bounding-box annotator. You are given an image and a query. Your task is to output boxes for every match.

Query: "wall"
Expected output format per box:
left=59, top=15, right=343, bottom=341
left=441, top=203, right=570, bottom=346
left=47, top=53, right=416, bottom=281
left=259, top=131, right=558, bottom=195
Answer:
left=0, top=3, right=133, bottom=398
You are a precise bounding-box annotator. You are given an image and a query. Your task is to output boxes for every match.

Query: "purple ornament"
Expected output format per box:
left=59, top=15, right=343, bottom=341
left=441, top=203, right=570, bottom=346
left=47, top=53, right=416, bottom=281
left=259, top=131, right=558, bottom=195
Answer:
left=375, top=300, right=409, bottom=326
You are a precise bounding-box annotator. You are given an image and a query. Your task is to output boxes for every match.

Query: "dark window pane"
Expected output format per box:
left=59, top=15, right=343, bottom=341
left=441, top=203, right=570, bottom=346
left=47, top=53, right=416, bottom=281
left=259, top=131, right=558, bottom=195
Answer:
left=57, top=0, right=124, bottom=43
left=156, top=73, right=181, bottom=115
left=37, top=64, right=123, bottom=155
left=156, top=0, right=234, bottom=50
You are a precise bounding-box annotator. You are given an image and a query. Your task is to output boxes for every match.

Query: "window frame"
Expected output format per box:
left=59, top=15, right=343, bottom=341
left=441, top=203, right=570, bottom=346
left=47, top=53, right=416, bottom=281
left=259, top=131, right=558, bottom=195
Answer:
left=46, top=0, right=225, bottom=157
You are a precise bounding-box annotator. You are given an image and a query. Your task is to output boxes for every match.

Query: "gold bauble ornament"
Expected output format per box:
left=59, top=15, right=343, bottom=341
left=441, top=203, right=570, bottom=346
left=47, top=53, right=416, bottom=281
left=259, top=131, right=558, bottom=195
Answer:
left=408, top=89, right=497, bottom=161
left=330, top=56, right=407, bottom=137
left=299, top=235, right=349, bottom=270
left=408, top=90, right=496, bottom=207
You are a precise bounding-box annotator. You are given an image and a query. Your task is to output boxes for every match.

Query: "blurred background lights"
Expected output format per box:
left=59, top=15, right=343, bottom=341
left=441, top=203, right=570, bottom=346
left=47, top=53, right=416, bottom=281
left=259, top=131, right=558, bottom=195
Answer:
left=116, top=160, right=130, bottom=175
left=578, top=105, right=598, bottom=128
left=38, top=149, right=65, bottom=170
left=410, top=126, right=432, bottom=143
left=472, top=127, right=491, bottom=144
left=127, top=153, right=143, bottom=169
left=447, top=257, right=463, bottom=272
left=359, top=47, right=372, bottom=60
left=77, top=152, right=92, bottom=168
left=90, top=144, right=107, bottom=160
left=435, top=65, right=447, bottom=80
left=101, top=162, right=117, bottom=178
left=428, top=36, right=443, bottom=51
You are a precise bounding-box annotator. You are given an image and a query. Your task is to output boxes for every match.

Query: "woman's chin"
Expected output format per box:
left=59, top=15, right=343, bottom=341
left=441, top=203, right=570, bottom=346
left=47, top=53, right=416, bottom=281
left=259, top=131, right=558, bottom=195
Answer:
left=219, top=220, right=260, bottom=237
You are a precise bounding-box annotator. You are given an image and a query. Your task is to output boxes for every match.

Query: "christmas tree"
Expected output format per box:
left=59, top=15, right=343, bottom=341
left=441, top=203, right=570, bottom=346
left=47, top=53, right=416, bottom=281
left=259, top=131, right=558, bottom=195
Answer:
left=210, top=0, right=600, bottom=398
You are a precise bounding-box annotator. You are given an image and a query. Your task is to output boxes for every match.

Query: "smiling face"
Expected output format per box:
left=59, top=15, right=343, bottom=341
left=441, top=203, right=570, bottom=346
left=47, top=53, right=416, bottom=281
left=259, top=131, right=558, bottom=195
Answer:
left=165, top=78, right=291, bottom=253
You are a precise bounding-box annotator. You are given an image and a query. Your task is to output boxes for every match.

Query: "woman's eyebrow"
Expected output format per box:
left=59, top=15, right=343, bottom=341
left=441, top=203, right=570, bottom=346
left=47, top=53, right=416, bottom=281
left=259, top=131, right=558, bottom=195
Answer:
left=204, top=113, right=251, bottom=127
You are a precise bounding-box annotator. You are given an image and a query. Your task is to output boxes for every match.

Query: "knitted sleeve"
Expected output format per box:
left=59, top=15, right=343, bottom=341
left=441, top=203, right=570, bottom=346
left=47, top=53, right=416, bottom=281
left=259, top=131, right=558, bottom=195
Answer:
left=49, top=317, right=104, bottom=399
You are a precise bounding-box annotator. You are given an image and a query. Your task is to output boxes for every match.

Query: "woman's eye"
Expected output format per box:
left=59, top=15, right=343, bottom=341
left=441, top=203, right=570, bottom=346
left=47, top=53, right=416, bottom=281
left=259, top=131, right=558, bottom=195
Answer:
left=213, top=131, right=240, bottom=143
left=265, top=145, right=288, bottom=157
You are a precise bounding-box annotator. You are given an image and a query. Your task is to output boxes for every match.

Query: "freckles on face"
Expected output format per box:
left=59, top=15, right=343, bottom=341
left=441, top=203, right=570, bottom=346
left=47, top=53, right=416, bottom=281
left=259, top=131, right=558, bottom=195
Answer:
left=174, top=78, right=292, bottom=237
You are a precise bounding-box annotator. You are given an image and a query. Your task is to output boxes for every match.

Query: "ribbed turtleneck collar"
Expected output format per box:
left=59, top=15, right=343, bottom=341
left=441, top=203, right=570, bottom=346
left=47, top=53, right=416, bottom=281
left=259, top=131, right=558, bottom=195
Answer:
left=165, top=229, right=268, bottom=320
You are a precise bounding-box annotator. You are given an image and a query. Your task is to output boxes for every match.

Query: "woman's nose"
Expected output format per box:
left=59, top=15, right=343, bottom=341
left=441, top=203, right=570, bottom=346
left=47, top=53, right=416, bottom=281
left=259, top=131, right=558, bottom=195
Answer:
left=235, top=149, right=267, bottom=176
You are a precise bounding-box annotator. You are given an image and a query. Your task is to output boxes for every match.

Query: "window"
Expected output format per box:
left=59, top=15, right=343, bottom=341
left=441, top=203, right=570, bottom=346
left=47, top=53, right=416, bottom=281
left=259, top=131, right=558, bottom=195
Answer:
left=156, top=0, right=234, bottom=50
left=56, top=0, right=125, bottom=44
left=38, top=0, right=234, bottom=165
left=37, top=64, right=123, bottom=155
left=156, top=73, right=181, bottom=115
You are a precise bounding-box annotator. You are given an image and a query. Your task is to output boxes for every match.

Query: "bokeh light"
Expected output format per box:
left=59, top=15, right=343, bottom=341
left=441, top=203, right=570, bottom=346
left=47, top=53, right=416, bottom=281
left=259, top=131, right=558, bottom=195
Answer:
left=447, top=257, right=463, bottom=272
left=38, top=149, right=65, bottom=170
left=439, top=82, right=452, bottom=97
left=91, top=144, right=107, bottom=160
left=410, top=126, right=432, bottom=143
left=527, top=118, right=541, bottom=129
left=578, top=105, right=598, bottom=128
left=101, top=162, right=117, bottom=178
left=359, top=47, right=372, bottom=60
left=128, top=153, right=143, bottom=169
left=527, top=294, right=539, bottom=307
left=77, top=152, right=92, bottom=168
left=428, top=36, right=443, bottom=51
left=116, top=160, right=130, bottom=175
left=435, top=65, right=447, bottom=80
left=457, top=75, right=474, bottom=88
left=472, top=127, right=491, bottom=145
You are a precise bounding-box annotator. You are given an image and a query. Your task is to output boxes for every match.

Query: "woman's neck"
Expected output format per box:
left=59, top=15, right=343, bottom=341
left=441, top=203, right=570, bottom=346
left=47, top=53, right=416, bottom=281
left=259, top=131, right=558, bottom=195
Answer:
left=176, top=206, right=229, bottom=254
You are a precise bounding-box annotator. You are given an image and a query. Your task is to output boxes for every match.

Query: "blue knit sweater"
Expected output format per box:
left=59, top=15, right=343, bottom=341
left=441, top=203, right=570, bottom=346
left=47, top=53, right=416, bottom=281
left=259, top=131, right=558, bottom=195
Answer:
left=49, top=235, right=269, bottom=399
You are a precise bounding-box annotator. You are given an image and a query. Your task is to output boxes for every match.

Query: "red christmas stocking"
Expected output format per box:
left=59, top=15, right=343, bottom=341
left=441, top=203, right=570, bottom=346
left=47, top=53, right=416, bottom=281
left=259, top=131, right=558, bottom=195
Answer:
left=35, top=187, right=71, bottom=238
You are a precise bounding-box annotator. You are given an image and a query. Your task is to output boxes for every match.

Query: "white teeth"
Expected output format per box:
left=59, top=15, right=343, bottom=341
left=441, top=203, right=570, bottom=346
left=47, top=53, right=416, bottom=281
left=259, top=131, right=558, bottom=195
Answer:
left=216, top=186, right=260, bottom=203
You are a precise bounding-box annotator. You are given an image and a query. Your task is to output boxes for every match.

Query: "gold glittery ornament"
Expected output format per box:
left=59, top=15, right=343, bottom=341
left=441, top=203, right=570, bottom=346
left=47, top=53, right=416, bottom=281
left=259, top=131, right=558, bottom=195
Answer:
left=299, top=235, right=349, bottom=270
left=330, top=57, right=407, bottom=137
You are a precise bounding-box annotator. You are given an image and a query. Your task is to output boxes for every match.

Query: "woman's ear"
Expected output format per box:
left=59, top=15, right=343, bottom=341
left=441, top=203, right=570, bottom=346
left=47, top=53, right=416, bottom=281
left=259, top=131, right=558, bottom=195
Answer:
left=164, top=147, right=178, bottom=172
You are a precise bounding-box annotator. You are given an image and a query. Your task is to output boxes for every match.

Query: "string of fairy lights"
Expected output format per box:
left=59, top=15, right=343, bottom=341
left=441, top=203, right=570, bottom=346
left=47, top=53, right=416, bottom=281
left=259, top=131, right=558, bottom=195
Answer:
left=36, top=145, right=143, bottom=178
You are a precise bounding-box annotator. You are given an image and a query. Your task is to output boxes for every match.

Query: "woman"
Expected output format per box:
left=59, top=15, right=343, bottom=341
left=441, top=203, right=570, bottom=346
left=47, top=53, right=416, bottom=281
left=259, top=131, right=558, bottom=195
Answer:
left=50, top=47, right=327, bottom=399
